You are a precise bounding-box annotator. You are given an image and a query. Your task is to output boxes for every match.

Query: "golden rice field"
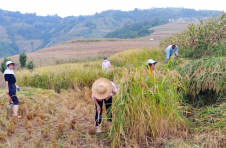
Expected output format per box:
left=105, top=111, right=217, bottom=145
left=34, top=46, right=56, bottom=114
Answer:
left=1, top=46, right=226, bottom=147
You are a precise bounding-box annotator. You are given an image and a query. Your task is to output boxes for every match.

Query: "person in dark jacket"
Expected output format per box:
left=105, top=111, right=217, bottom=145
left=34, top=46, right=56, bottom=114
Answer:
left=4, top=61, right=21, bottom=118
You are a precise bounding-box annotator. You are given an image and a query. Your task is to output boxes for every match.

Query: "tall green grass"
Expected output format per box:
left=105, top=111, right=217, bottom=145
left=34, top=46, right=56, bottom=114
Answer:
left=109, top=48, right=164, bottom=67
left=109, top=67, right=189, bottom=147
left=16, top=62, right=118, bottom=92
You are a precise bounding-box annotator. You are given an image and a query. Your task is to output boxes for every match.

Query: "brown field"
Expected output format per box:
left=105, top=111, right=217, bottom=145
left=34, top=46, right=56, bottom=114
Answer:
left=2, top=21, right=196, bottom=68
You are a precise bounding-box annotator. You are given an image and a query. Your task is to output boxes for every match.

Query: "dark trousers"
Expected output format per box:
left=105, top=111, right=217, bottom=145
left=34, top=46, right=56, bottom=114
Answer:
left=9, top=84, right=19, bottom=105
left=95, top=96, right=112, bottom=126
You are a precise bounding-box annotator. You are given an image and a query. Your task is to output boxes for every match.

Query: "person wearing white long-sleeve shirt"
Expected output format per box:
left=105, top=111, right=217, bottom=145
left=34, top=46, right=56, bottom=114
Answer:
left=163, top=45, right=179, bottom=64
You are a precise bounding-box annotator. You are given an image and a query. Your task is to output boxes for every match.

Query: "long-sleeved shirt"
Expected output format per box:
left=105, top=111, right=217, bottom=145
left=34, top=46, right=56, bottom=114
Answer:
left=92, top=82, right=117, bottom=101
left=102, top=61, right=111, bottom=69
left=165, top=45, right=178, bottom=59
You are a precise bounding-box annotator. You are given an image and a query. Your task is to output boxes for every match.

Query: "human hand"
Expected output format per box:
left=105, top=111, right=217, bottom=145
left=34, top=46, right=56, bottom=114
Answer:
left=97, top=105, right=101, bottom=113
left=166, top=60, right=169, bottom=63
left=176, top=55, right=179, bottom=58
left=16, top=85, right=20, bottom=91
left=6, top=89, right=9, bottom=94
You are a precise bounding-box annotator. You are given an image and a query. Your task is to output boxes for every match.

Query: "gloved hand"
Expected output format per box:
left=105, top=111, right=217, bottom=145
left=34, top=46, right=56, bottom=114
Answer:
left=16, top=85, right=20, bottom=91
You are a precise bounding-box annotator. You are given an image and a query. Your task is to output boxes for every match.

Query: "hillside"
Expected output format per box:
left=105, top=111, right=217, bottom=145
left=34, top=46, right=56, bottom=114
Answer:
left=5, top=21, right=195, bottom=68
left=0, top=8, right=221, bottom=57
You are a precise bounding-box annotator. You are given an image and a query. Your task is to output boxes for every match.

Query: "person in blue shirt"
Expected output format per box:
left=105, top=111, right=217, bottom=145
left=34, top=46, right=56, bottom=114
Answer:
left=163, top=45, right=179, bottom=64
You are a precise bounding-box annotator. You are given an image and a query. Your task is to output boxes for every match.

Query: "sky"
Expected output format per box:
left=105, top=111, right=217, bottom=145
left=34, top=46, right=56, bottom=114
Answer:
left=1, top=0, right=226, bottom=18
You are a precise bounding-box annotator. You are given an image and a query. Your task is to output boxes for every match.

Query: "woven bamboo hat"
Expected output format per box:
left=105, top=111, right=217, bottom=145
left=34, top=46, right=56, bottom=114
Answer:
left=92, top=78, right=113, bottom=100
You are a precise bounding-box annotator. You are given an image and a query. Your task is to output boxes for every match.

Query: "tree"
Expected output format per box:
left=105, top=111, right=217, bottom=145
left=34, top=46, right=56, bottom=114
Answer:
left=1, top=57, right=11, bottom=73
left=19, top=52, right=27, bottom=68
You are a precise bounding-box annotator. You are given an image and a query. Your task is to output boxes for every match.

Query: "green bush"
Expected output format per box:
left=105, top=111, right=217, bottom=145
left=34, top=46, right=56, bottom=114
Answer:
left=26, top=61, right=35, bottom=70
left=19, top=52, right=27, bottom=68
left=0, top=57, right=11, bottom=73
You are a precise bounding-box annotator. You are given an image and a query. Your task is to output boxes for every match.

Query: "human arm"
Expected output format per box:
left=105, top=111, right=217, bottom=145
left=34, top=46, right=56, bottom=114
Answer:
left=92, top=93, right=101, bottom=112
left=5, top=81, right=9, bottom=94
left=166, top=51, right=170, bottom=63
left=108, top=61, right=111, bottom=68
left=94, top=99, right=101, bottom=113
left=4, top=75, right=9, bottom=94
left=175, top=46, right=179, bottom=58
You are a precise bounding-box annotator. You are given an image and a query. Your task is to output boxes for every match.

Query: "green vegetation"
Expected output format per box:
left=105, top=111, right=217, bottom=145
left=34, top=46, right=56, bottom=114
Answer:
left=0, top=42, right=19, bottom=57
left=26, top=61, right=35, bottom=70
left=160, top=13, right=226, bottom=59
left=0, top=8, right=222, bottom=57
left=19, top=52, right=27, bottom=68
left=105, top=19, right=167, bottom=38
left=0, top=57, right=11, bottom=73
left=109, top=66, right=188, bottom=147
left=170, top=57, right=226, bottom=107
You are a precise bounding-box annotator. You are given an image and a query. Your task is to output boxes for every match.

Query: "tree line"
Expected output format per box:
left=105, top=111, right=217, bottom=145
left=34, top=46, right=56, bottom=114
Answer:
left=105, top=19, right=167, bottom=38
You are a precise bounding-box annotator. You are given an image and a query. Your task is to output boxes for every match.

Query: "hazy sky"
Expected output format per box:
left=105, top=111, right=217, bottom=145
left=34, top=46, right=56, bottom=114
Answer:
left=1, top=0, right=226, bottom=17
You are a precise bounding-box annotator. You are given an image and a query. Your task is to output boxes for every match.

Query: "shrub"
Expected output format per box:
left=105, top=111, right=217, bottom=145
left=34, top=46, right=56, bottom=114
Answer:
left=19, top=52, right=27, bottom=68
left=26, top=61, right=35, bottom=70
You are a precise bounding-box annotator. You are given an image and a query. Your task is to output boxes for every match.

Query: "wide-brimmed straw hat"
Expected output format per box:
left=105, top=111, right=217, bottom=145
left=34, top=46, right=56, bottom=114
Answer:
left=5, top=61, right=17, bottom=69
left=92, top=78, right=113, bottom=100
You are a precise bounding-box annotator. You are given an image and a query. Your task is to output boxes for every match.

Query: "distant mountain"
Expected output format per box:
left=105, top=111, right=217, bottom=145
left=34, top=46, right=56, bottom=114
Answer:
left=0, top=8, right=221, bottom=57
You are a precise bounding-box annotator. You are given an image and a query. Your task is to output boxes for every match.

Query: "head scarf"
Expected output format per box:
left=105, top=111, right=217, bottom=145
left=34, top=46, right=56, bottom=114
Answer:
left=3, top=67, right=14, bottom=75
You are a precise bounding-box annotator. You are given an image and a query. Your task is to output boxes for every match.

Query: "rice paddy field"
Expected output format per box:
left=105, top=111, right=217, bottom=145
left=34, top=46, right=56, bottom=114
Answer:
left=1, top=15, right=226, bottom=147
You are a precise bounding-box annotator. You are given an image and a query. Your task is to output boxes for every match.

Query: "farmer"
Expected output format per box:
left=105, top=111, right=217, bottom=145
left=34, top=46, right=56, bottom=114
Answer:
left=91, top=78, right=117, bottom=133
left=141, top=59, right=157, bottom=88
left=4, top=61, right=21, bottom=118
left=102, top=57, right=111, bottom=70
left=163, top=44, right=179, bottom=64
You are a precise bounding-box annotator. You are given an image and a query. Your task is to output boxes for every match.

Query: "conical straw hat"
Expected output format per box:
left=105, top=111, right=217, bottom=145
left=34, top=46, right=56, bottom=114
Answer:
left=92, top=78, right=113, bottom=100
